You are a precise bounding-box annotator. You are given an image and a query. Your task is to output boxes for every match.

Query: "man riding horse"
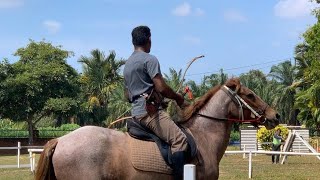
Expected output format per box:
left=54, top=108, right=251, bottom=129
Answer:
left=123, top=25, right=188, bottom=179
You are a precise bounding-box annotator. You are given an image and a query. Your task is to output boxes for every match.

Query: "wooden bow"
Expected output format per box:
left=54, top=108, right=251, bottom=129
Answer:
left=108, top=55, right=205, bottom=129
left=176, top=55, right=205, bottom=93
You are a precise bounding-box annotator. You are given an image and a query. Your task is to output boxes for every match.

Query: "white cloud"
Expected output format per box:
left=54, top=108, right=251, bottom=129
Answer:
left=0, top=0, right=24, bottom=8
left=223, top=9, right=248, bottom=23
left=43, top=20, right=61, bottom=34
left=274, top=0, right=318, bottom=19
left=172, top=2, right=191, bottom=16
left=172, top=2, right=205, bottom=17
left=183, top=36, right=201, bottom=45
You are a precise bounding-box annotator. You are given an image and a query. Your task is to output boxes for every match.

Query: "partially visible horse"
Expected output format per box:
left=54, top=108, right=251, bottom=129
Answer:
left=35, top=78, right=279, bottom=180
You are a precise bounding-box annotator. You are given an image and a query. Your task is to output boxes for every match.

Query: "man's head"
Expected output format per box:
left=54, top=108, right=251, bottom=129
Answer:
left=131, top=26, right=151, bottom=53
left=276, top=129, right=281, bottom=134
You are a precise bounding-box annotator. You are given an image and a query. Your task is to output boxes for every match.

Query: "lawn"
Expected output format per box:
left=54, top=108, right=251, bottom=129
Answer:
left=0, top=152, right=319, bottom=179
left=220, top=154, right=320, bottom=180
left=0, top=154, right=35, bottom=180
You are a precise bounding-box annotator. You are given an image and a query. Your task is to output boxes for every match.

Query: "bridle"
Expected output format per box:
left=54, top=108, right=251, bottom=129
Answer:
left=197, top=85, right=268, bottom=124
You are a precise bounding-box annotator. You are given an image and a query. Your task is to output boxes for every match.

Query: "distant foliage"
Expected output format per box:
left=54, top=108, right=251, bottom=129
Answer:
left=38, top=123, right=81, bottom=137
left=257, top=125, right=289, bottom=150
left=0, top=119, right=15, bottom=129
left=59, top=123, right=81, bottom=130
left=0, top=120, right=80, bottom=138
left=230, top=131, right=240, bottom=142
left=0, top=119, right=27, bottom=130
left=0, top=119, right=28, bottom=137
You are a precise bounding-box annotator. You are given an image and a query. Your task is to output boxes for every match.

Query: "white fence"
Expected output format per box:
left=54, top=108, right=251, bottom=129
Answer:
left=224, top=150, right=320, bottom=179
left=0, top=142, right=43, bottom=169
left=240, top=128, right=312, bottom=152
left=0, top=142, right=21, bottom=168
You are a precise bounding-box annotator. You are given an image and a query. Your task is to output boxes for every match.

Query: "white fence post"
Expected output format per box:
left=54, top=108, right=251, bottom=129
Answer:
left=248, top=151, right=252, bottom=179
left=243, top=145, right=246, bottom=158
left=32, top=154, right=36, bottom=172
left=184, top=164, right=196, bottom=180
left=29, top=150, right=33, bottom=171
left=17, top=142, right=21, bottom=168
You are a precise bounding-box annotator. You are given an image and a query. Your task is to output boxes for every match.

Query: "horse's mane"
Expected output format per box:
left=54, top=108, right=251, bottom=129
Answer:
left=182, top=85, right=222, bottom=120
left=182, top=78, right=241, bottom=120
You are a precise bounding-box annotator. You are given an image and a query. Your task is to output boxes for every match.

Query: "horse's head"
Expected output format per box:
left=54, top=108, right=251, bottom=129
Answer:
left=225, top=78, right=280, bottom=130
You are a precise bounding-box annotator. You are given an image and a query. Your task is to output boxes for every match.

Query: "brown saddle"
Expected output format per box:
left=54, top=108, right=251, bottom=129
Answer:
left=128, top=134, right=173, bottom=174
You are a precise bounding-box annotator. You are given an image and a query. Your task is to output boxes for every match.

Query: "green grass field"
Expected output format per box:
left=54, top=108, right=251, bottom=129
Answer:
left=0, top=152, right=319, bottom=180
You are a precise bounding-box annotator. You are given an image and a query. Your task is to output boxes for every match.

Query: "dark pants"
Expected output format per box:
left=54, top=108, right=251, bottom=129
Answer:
left=272, top=144, right=281, bottom=163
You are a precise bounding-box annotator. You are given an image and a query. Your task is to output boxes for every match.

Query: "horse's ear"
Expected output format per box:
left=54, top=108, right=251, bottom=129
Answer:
left=225, top=78, right=241, bottom=93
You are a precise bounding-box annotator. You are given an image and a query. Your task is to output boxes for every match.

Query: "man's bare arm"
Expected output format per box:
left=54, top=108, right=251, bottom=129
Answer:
left=152, top=74, right=184, bottom=106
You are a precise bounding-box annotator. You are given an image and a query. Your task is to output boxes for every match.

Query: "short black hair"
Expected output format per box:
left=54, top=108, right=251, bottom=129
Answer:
left=131, top=26, right=151, bottom=46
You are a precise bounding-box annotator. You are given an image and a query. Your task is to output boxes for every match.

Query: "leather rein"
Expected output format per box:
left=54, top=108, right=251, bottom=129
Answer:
left=197, top=85, right=268, bottom=124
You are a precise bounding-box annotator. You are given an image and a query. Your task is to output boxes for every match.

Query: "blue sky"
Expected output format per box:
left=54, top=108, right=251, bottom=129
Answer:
left=0, top=0, right=319, bottom=82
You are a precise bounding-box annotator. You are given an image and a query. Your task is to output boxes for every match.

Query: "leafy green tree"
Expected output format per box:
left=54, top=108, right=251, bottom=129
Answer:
left=204, top=69, right=228, bottom=86
left=293, top=4, right=320, bottom=132
left=239, top=70, right=267, bottom=90
left=0, top=40, right=79, bottom=144
left=239, top=70, right=275, bottom=104
left=78, top=49, right=125, bottom=125
left=163, top=68, right=184, bottom=118
left=164, top=68, right=183, bottom=91
left=0, top=59, right=13, bottom=118
left=104, top=83, right=130, bottom=127
left=187, top=69, right=228, bottom=100
left=268, top=61, right=297, bottom=125
left=186, top=79, right=208, bottom=99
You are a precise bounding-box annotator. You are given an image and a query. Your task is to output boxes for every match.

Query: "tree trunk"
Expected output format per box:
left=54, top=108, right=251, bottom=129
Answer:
left=55, top=115, right=62, bottom=127
left=289, top=109, right=300, bottom=126
left=27, top=118, right=34, bottom=145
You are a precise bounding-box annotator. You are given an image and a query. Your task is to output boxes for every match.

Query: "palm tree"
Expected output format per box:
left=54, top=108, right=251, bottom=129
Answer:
left=239, top=70, right=268, bottom=96
left=78, top=49, right=125, bottom=125
left=163, top=68, right=183, bottom=91
left=186, top=79, right=208, bottom=99
left=268, top=61, right=297, bottom=125
left=163, top=68, right=184, bottom=119
left=204, top=69, right=228, bottom=86
left=104, top=83, right=131, bottom=128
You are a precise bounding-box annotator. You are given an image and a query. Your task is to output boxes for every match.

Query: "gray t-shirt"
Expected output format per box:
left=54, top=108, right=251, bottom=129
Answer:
left=123, top=51, right=161, bottom=117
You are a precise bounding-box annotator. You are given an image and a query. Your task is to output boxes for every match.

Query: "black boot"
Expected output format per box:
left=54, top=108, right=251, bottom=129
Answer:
left=171, top=151, right=186, bottom=180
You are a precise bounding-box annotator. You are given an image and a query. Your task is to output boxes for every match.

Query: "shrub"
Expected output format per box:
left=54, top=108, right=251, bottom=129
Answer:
left=59, top=123, right=80, bottom=130
left=257, top=125, right=289, bottom=150
left=0, top=119, right=28, bottom=137
left=37, top=123, right=80, bottom=138
left=0, top=119, right=15, bottom=129
left=230, top=131, right=240, bottom=142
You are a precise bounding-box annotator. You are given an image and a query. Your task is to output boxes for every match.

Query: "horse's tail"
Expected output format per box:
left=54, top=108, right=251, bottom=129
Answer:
left=35, top=138, right=58, bottom=180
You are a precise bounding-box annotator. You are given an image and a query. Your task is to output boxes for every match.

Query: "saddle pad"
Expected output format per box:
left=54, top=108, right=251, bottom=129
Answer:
left=129, top=135, right=173, bottom=174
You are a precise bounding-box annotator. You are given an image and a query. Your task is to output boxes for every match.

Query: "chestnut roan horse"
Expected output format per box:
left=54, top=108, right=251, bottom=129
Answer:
left=35, top=78, right=279, bottom=180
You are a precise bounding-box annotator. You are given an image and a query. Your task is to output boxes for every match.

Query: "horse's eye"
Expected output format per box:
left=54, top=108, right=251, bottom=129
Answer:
left=246, top=93, right=255, bottom=100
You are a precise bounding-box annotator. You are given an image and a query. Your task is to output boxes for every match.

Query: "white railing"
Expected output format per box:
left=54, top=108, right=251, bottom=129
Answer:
left=28, top=149, right=44, bottom=172
left=224, top=150, right=320, bottom=179
left=0, top=142, right=21, bottom=168
left=0, top=142, right=43, bottom=169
